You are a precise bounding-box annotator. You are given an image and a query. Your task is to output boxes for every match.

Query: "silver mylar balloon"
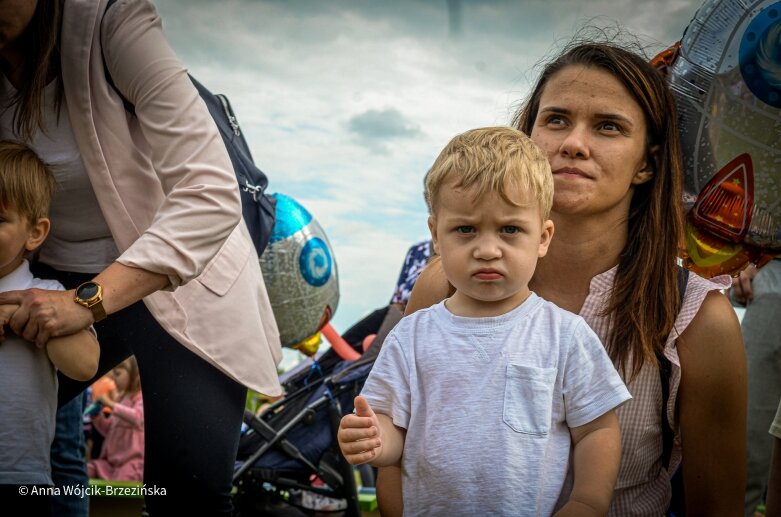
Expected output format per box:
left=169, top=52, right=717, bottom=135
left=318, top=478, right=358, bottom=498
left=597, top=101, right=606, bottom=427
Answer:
left=259, top=193, right=339, bottom=348
left=665, top=0, right=781, bottom=276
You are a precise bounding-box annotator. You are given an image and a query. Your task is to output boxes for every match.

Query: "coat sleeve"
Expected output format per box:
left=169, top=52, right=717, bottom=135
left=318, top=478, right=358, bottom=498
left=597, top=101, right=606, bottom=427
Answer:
left=100, top=0, right=242, bottom=287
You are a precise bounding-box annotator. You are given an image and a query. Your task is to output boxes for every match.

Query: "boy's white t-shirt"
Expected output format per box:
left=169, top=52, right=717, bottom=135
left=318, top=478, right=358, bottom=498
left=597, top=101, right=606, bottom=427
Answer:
left=361, top=293, right=631, bottom=517
left=0, top=260, right=63, bottom=485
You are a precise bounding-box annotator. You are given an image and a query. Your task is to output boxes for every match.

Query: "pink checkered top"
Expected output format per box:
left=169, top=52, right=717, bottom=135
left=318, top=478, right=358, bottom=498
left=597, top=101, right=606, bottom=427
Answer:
left=578, top=266, right=731, bottom=516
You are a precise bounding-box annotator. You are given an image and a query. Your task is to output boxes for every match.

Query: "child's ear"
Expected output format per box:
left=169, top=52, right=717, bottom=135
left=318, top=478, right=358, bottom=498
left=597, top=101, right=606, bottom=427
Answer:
left=537, top=219, right=554, bottom=258
left=25, top=217, right=50, bottom=252
left=427, top=216, right=440, bottom=255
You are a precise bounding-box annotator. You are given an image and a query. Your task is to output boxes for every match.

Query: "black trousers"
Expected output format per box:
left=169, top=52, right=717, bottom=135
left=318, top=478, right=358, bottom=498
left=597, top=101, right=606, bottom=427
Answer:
left=33, top=264, right=247, bottom=516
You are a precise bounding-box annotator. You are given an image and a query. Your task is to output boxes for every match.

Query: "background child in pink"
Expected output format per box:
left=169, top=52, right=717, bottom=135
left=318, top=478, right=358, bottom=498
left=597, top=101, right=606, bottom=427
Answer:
left=88, top=356, right=144, bottom=481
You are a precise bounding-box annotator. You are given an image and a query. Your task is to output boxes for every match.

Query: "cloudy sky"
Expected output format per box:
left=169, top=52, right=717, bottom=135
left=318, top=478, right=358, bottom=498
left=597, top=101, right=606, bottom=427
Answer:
left=153, top=0, right=703, bottom=364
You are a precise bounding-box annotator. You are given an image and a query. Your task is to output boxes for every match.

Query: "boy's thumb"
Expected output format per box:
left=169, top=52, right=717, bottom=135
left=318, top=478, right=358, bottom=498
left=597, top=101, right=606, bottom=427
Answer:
left=354, top=396, right=375, bottom=418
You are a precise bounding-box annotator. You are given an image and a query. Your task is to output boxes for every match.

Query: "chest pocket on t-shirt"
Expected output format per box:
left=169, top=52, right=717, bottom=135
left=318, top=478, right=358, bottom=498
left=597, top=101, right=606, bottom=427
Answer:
left=503, top=364, right=557, bottom=435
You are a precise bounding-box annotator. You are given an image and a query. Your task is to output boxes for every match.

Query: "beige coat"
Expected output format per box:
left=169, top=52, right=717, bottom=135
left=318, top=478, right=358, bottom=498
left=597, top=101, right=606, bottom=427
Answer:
left=58, top=0, right=282, bottom=395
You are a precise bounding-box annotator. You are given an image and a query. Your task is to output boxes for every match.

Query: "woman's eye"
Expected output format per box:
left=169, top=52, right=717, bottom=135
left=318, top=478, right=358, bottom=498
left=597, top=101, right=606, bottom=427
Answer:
left=599, top=121, right=621, bottom=132
left=544, top=115, right=566, bottom=126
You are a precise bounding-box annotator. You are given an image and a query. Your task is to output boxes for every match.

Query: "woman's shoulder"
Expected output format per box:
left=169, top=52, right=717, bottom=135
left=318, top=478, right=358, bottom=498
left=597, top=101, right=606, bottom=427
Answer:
left=677, top=289, right=743, bottom=373
left=666, top=270, right=732, bottom=347
left=686, top=270, right=732, bottom=293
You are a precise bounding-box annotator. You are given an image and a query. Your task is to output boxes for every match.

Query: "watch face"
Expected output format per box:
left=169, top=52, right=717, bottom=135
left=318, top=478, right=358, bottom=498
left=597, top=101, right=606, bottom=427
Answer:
left=77, top=282, right=100, bottom=300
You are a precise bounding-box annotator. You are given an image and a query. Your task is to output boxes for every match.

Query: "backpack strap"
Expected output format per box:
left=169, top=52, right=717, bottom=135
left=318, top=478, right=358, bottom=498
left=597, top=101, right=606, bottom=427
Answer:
left=101, top=0, right=136, bottom=115
left=658, top=265, right=690, bottom=471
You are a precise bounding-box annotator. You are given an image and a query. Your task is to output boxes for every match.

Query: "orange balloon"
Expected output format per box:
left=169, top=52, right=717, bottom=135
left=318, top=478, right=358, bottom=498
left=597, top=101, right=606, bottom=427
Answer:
left=362, top=334, right=376, bottom=352
left=321, top=323, right=360, bottom=361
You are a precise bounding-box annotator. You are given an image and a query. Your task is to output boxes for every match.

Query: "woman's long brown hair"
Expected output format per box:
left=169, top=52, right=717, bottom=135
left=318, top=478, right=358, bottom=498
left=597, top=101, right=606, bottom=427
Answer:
left=3, top=0, right=63, bottom=140
left=513, top=41, right=685, bottom=380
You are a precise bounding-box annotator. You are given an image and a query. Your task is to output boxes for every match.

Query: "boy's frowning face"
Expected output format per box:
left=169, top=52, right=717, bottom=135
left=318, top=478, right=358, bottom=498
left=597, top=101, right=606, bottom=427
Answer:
left=0, top=204, right=47, bottom=278
left=428, top=180, right=553, bottom=317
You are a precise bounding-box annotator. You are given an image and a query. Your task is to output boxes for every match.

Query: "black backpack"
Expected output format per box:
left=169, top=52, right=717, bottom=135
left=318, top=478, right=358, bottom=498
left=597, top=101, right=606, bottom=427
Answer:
left=102, top=0, right=276, bottom=255
left=660, top=266, right=690, bottom=516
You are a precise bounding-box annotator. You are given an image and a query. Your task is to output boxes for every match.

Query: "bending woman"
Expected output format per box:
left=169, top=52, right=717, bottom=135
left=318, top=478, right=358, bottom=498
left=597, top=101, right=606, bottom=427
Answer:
left=377, top=41, right=747, bottom=516
left=0, top=1, right=281, bottom=515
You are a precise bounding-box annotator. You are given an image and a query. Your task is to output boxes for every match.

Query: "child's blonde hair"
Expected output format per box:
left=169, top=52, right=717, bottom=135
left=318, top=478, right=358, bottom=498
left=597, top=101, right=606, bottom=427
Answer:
left=423, top=127, right=553, bottom=219
left=0, top=141, right=56, bottom=224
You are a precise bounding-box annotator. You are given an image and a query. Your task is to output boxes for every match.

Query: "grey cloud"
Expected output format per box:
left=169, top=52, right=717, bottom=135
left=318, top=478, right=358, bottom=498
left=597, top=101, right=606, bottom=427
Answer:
left=346, top=108, right=421, bottom=153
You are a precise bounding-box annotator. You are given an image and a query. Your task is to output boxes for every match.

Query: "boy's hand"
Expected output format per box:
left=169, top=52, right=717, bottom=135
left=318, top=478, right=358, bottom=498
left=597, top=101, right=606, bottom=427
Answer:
left=338, top=396, right=382, bottom=465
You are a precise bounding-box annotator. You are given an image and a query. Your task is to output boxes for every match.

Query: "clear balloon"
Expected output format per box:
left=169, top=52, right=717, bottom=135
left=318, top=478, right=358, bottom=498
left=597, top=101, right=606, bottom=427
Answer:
left=655, top=0, right=781, bottom=277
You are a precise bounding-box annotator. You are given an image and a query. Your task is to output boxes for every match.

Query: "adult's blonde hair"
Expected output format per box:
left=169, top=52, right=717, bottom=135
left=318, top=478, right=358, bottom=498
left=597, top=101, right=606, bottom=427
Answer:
left=424, top=127, right=553, bottom=219
left=0, top=141, right=56, bottom=223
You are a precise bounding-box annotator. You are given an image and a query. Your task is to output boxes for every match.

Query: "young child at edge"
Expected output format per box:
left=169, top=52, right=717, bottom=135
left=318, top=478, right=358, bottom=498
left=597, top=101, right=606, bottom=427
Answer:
left=338, top=127, right=631, bottom=517
left=88, top=356, right=144, bottom=481
left=0, top=141, right=100, bottom=497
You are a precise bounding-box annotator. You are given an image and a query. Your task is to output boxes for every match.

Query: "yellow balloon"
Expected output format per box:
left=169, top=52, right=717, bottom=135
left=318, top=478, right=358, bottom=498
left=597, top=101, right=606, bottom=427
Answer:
left=292, top=332, right=322, bottom=357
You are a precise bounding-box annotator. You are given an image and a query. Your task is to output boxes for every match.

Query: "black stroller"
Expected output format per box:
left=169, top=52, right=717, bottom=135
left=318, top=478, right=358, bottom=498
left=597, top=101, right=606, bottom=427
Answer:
left=232, top=305, right=402, bottom=516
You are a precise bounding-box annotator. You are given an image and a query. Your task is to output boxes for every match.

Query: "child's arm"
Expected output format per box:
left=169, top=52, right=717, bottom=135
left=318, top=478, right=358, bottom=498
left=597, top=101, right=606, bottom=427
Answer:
left=91, top=410, right=113, bottom=437
left=46, top=330, right=100, bottom=381
left=100, top=395, right=144, bottom=428
left=2, top=302, right=99, bottom=380
left=555, top=409, right=621, bottom=517
left=338, top=395, right=405, bottom=467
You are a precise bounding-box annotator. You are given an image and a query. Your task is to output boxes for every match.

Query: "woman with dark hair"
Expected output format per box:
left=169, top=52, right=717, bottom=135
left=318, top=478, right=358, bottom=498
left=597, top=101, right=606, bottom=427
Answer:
left=0, top=1, right=282, bottom=515
left=376, top=41, right=747, bottom=516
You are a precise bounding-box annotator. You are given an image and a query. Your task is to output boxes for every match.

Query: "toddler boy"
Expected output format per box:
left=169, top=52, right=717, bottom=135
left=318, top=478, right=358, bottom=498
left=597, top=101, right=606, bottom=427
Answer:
left=0, top=141, right=99, bottom=497
left=338, top=127, right=631, bottom=516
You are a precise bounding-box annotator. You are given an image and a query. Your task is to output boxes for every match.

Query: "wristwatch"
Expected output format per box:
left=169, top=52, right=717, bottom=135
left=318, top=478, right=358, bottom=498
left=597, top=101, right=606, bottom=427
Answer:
left=74, top=281, right=107, bottom=322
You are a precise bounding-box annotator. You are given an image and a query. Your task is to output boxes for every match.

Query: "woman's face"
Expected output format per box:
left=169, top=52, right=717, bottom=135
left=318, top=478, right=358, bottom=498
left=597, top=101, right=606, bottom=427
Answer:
left=530, top=65, right=654, bottom=220
left=0, top=0, right=37, bottom=59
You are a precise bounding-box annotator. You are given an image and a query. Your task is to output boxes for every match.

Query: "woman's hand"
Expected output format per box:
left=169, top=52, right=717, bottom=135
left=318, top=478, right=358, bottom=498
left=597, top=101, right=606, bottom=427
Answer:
left=0, top=304, right=20, bottom=342
left=730, top=264, right=758, bottom=305
left=0, top=288, right=93, bottom=347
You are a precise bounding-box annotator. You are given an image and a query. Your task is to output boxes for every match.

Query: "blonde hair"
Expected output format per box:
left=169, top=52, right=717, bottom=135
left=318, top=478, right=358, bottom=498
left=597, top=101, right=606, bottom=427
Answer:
left=424, top=127, right=553, bottom=219
left=115, top=356, right=142, bottom=396
left=0, top=141, right=56, bottom=223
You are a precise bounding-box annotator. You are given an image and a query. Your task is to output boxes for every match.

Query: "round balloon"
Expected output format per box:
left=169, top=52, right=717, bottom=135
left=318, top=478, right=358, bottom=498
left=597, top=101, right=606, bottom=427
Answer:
left=656, top=0, right=781, bottom=277
left=259, top=193, right=339, bottom=348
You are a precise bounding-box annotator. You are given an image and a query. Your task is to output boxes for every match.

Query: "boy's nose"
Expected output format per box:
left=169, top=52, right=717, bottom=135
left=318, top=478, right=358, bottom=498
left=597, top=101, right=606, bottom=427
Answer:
left=473, top=236, right=502, bottom=260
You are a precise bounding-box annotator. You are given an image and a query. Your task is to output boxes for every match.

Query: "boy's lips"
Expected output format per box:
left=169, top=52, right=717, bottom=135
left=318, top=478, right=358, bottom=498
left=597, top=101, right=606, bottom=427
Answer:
left=473, top=269, right=503, bottom=280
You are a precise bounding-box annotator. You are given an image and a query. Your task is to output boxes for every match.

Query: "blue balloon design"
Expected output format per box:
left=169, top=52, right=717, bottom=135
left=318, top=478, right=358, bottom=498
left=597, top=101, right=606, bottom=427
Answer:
left=299, top=237, right=332, bottom=287
left=269, top=193, right=313, bottom=244
left=740, top=2, right=781, bottom=108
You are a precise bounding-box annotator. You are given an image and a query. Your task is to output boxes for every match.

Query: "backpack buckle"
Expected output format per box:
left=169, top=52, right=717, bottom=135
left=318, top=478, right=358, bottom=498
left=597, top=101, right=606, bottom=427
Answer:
left=242, top=181, right=263, bottom=202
